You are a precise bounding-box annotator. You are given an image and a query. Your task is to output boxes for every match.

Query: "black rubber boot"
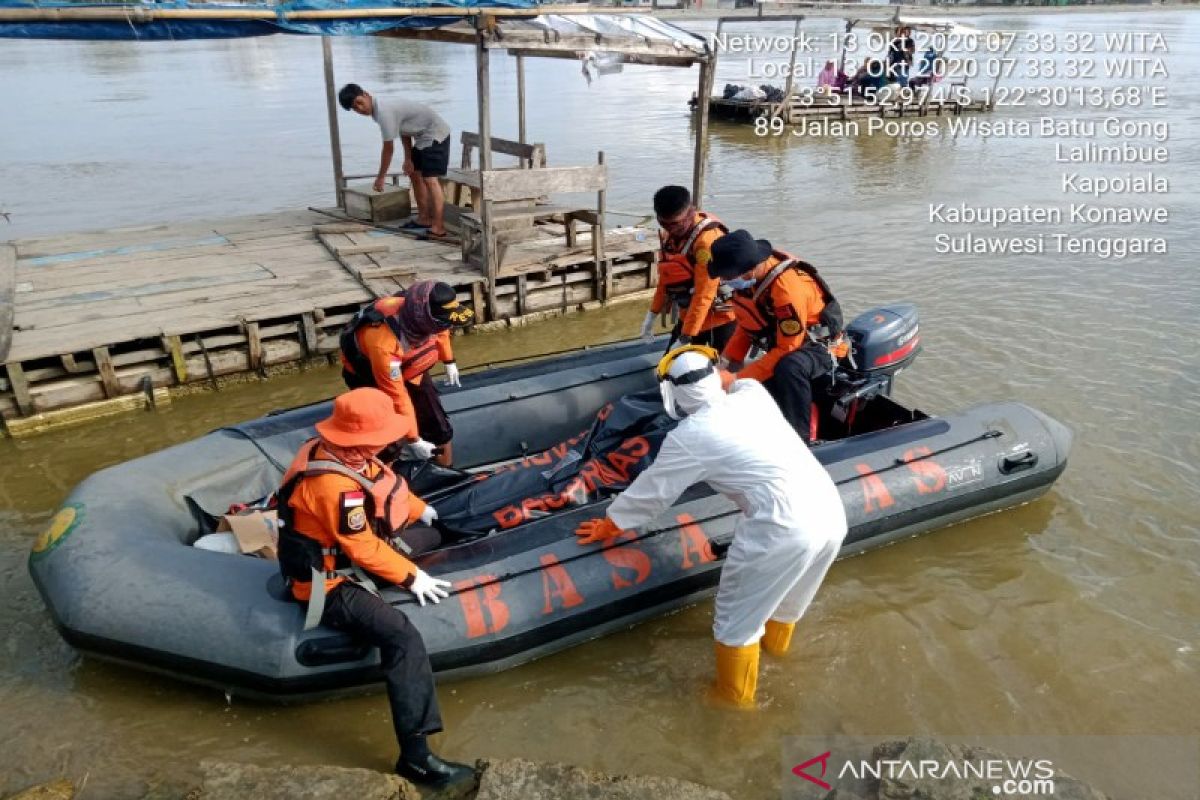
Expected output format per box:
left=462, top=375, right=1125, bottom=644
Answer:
left=396, top=753, right=474, bottom=788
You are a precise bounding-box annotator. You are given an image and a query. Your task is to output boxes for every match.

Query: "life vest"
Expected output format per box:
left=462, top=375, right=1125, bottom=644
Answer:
left=735, top=252, right=846, bottom=356
left=340, top=296, right=441, bottom=386
left=658, top=212, right=730, bottom=313
left=276, top=439, right=414, bottom=627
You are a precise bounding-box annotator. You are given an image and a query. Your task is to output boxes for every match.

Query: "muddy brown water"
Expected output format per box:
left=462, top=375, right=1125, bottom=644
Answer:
left=1, top=10, right=1198, bottom=799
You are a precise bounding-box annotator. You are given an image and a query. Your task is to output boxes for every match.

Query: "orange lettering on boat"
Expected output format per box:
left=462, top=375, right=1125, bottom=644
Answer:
left=540, top=554, right=585, bottom=614
left=856, top=463, right=895, bottom=514
left=902, top=446, right=947, bottom=495
left=602, top=531, right=653, bottom=589
left=455, top=575, right=510, bottom=638
left=678, top=514, right=716, bottom=569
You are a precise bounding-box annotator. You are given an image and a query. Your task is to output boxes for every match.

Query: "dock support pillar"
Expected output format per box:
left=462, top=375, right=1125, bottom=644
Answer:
left=322, top=37, right=346, bottom=209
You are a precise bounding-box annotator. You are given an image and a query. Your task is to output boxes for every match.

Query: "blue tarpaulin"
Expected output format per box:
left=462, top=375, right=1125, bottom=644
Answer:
left=0, top=0, right=537, bottom=40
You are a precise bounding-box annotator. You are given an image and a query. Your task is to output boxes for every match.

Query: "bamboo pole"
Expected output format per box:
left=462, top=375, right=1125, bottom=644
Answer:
left=516, top=54, right=527, bottom=145
left=321, top=37, right=346, bottom=207
left=777, top=15, right=803, bottom=120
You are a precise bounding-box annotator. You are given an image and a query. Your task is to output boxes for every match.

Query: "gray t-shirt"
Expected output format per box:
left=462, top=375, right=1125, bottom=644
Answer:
left=371, top=97, right=451, bottom=150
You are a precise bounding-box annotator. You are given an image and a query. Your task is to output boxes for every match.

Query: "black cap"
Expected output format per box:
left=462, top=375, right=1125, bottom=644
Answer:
left=708, top=229, right=773, bottom=279
left=429, top=282, right=474, bottom=327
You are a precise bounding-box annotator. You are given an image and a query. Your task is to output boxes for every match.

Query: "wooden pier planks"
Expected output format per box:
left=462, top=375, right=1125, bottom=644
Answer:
left=0, top=244, right=14, bottom=362
left=1, top=207, right=657, bottom=430
left=7, top=210, right=368, bottom=364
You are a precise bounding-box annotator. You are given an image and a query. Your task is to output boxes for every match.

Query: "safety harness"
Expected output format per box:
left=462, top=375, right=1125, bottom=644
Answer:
left=277, top=442, right=414, bottom=630
left=742, top=255, right=849, bottom=378
left=658, top=213, right=731, bottom=317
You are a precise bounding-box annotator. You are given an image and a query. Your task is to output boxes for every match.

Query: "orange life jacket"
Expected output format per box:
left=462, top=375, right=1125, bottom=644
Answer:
left=657, top=211, right=730, bottom=313
left=733, top=251, right=847, bottom=356
left=276, top=439, right=414, bottom=589
left=340, top=296, right=441, bottom=385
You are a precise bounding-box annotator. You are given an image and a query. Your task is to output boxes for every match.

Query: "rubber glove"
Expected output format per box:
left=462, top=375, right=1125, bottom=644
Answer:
left=639, top=311, right=656, bottom=342
left=443, top=362, right=461, bottom=388
left=575, top=516, right=623, bottom=545
left=419, top=505, right=438, bottom=525
left=406, top=439, right=438, bottom=461
left=409, top=569, right=451, bottom=606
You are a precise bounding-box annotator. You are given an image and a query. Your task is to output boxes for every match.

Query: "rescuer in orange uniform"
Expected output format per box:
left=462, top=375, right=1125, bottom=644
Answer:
left=276, top=388, right=472, bottom=788
left=639, top=186, right=737, bottom=350
left=341, top=281, right=473, bottom=468
left=707, top=230, right=846, bottom=443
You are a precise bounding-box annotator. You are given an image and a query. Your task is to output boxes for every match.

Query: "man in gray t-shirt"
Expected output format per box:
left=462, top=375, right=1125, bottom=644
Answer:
left=338, top=83, right=452, bottom=239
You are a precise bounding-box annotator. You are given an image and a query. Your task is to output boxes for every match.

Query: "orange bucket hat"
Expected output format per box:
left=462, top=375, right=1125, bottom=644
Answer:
left=315, top=388, right=416, bottom=448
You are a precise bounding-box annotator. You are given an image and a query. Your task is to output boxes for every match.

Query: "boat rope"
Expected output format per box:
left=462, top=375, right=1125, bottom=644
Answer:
left=389, top=427, right=1007, bottom=603
left=215, top=426, right=288, bottom=474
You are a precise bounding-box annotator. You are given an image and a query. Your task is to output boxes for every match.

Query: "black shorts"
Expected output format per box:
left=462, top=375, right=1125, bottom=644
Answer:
left=412, top=136, right=450, bottom=178
left=406, top=376, right=453, bottom=445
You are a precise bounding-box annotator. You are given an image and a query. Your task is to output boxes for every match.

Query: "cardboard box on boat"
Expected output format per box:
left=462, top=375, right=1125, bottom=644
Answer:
left=217, top=511, right=279, bottom=560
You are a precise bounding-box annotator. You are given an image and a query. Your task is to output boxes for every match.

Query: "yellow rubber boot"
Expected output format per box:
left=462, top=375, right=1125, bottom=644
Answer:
left=762, top=620, right=796, bottom=656
left=709, top=642, right=760, bottom=708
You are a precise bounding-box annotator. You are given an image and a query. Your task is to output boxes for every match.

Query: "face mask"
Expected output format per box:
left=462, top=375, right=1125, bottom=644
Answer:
left=724, top=277, right=756, bottom=292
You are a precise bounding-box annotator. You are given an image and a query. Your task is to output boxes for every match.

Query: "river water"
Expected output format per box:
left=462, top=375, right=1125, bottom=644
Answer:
left=1, top=9, right=1198, bottom=798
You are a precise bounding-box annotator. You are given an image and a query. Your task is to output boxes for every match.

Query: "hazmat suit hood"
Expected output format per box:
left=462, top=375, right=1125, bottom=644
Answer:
left=660, top=350, right=724, bottom=419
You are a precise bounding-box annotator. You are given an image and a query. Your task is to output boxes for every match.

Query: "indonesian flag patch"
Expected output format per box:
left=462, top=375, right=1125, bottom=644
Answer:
left=340, top=491, right=368, bottom=534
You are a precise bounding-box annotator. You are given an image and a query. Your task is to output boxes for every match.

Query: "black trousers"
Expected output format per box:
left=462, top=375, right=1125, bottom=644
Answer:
left=321, top=582, right=443, bottom=747
left=762, top=346, right=833, bottom=443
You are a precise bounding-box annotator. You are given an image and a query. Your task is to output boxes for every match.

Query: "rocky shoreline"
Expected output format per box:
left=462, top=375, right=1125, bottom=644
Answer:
left=5, top=738, right=1122, bottom=800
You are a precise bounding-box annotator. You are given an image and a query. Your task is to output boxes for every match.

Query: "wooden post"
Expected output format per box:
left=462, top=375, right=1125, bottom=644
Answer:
left=476, top=21, right=497, bottom=318
left=777, top=16, right=804, bottom=120
left=596, top=150, right=611, bottom=301
left=516, top=54, right=527, bottom=145
left=92, top=347, right=119, bottom=398
left=322, top=37, right=346, bottom=208
left=691, top=58, right=715, bottom=209
left=6, top=362, right=34, bottom=416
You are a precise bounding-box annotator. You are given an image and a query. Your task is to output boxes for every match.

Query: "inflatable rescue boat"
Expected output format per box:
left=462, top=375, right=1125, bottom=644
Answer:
left=28, top=304, right=1071, bottom=699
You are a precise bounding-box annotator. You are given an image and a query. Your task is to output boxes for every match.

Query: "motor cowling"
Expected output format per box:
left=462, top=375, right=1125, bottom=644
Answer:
left=843, top=303, right=921, bottom=378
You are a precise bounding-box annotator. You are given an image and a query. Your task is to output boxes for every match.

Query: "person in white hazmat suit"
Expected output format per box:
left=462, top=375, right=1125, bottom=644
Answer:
left=575, top=345, right=848, bottom=706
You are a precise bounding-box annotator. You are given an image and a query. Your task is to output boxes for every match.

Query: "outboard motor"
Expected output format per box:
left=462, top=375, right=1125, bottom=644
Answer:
left=843, top=303, right=921, bottom=386
left=828, top=303, right=921, bottom=428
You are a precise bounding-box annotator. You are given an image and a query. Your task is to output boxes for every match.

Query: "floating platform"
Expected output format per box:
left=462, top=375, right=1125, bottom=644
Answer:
left=707, top=92, right=992, bottom=123
left=0, top=208, right=656, bottom=434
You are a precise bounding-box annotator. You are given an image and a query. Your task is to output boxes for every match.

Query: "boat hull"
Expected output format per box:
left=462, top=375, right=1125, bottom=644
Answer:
left=27, top=340, right=1071, bottom=699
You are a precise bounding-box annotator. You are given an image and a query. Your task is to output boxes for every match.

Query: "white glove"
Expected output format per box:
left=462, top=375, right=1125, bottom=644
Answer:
left=409, top=569, right=451, bottom=606
left=419, top=505, right=438, bottom=525
left=405, top=438, right=437, bottom=461
left=639, top=311, right=656, bottom=342
left=443, top=362, right=461, bottom=387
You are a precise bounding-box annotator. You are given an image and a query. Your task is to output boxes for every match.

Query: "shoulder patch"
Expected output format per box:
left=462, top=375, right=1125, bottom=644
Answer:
left=775, top=303, right=797, bottom=320
left=779, top=318, right=804, bottom=336
left=340, top=491, right=369, bottom=534
left=388, top=359, right=403, bottom=381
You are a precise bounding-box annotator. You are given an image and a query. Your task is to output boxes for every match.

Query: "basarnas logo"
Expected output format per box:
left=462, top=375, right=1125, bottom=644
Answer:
left=791, top=750, right=1057, bottom=797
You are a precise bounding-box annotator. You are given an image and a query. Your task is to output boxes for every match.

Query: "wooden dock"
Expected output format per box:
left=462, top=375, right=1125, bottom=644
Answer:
left=0, top=208, right=656, bottom=434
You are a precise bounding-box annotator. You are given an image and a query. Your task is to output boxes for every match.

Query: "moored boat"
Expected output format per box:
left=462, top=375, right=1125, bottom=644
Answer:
left=27, top=304, right=1071, bottom=699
